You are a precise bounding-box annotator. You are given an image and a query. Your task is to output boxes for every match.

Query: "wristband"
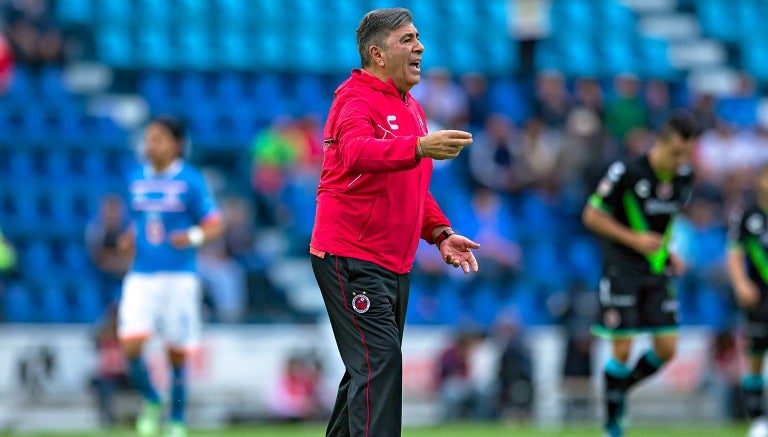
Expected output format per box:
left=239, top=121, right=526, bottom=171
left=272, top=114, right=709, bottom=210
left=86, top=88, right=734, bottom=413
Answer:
left=188, top=226, right=205, bottom=247
left=416, top=137, right=425, bottom=159
left=434, top=228, right=455, bottom=247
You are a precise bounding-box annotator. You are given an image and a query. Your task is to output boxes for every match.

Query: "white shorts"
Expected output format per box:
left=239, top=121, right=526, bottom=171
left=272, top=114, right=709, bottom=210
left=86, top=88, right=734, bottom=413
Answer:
left=118, top=272, right=202, bottom=350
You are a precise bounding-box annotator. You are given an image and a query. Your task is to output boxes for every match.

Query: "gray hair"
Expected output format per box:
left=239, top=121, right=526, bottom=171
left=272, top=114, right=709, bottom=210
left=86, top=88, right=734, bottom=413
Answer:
left=356, top=8, right=413, bottom=68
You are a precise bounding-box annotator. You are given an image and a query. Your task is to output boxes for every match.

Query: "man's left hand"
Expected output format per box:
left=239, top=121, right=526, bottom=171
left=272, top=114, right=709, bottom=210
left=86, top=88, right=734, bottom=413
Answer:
left=439, top=235, right=481, bottom=274
left=668, top=253, right=687, bottom=276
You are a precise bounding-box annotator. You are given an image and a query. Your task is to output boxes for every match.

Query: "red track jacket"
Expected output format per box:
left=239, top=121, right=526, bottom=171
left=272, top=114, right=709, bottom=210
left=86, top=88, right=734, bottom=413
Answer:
left=310, top=69, right=450, bottom=274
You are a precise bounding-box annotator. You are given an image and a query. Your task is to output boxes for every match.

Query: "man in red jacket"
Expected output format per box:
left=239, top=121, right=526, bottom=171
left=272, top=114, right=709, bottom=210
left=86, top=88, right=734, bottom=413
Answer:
left=310, top=7, right=480, bottom=437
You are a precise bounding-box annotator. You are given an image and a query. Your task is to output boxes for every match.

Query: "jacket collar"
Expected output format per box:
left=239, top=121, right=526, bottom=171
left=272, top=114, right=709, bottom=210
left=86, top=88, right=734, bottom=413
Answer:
left=338, top=69, right=406, bottom=99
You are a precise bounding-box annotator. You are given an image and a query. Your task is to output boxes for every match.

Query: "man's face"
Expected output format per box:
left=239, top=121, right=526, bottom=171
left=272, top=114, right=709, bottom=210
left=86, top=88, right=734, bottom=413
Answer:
left=381, top=23, right=424, bottom=93
left=144, top=123, right=178, bottom=165
left=659, top=132, right=693, bottom=173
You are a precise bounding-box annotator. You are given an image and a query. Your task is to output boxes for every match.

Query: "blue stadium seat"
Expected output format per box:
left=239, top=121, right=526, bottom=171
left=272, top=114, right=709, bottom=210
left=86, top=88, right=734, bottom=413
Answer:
left=178, top=29, right=215, bottom=70
left=178, top=72, right=209, bottom=103
left=135, top=0, right=173, bottom=23
left=559, top=37, right=601, bottom=77
left=38, top=284, right=70, bottom=323
left=742, top=41, right=768, bottom=83
left=637, top=37, right=676, bottom=80
left=136, top=29, right=176, bottom=69
left=56, top=0, right=92, bottom=24
left=43, top=150, right=72, bottom=178
left=598, top=0, right=637, bottom=33
left=96, top=27, right=134, bottom=69
left=178, top=0, right=211, bottom=21
left=697, top=0, right=737, bottom=42
left=21, top=241, right=52, bottom=274
left=214, top=0, right=252, bottom=27
left=39, top=68, right=70, bottom=100
left=484, top=39, right=518, bottom=75
left=716, top=96, right=759, bottom=128
left=216, top=31, right=253, bottom=70
left=95, top=0, right=134, bottom=24
left=550, top=0, right=594, bottom=35
left=70, top=280, right=105, bottom=324
left=8, top=149, right=36, bottom=179
left=251, top=74, right=288, bottom=118
left=214, top=73, right=246, bottom=101
left=291, top=75, right=329, bottom=114
left=5, top=68, right=33, bottom=102
left=599, top=37, right=637, bottom=76
left=2, top=284, right=36, bottom=323
left=488, top=79, right=529, bottom=125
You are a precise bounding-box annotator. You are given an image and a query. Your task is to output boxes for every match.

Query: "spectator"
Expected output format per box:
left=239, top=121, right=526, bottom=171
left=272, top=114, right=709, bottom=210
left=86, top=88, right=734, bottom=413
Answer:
left=534, top=70, right=570, bottom=129
left=196, top=202, right=246, bottom=322
left=691, top=92, right=717, bottom=132
left=436, top=330, right=484, bottom=422
left=519, top=117, right=562, bottom=186
left=85, top=194, right=131, bottom=304
left=605, top=73, right=647, bottom=147
left=645, top=79, right=673, bottom=132
left=495, top=314, right=533, bottom=421
left=268, top=353, right=325, bottom=422
left=468, top=114, right=529, bottom=192
left=411, top=67, right=469, bottom=129
left=460, top=72, right=491, bottom=131
left=3, top=0, right=63, bottom=66
left=90, top=303, right=130, bottom=427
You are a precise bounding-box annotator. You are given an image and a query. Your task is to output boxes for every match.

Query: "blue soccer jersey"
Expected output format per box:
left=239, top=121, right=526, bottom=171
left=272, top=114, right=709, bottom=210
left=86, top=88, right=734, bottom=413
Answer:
left=127, top=160, right=219, bottom=273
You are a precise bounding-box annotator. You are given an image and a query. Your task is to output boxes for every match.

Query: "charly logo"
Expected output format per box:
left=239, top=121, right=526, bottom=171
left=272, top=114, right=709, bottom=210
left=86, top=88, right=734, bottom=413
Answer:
left=352, top=292, right=370, bottom=314
left=386, top=115, right=399, bottom=130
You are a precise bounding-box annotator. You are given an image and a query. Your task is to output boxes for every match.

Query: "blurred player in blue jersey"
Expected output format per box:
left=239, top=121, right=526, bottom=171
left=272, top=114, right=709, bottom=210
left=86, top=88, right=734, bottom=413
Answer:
left=117, top=117, right=223, bottom=437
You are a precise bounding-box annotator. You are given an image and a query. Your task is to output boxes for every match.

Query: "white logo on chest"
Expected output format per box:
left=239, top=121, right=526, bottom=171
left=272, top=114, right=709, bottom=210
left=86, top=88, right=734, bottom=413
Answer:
left=386, top=115, right=399, bottom=130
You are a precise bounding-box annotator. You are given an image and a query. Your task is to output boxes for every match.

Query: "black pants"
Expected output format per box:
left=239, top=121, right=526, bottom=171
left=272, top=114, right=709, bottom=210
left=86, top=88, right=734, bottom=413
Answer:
left=311, top=254, right=410, bottom=437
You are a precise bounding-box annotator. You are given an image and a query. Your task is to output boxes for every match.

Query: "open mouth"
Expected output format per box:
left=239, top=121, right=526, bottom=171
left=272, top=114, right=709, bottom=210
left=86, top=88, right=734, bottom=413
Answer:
left=409, top=61, right=421, bottom=72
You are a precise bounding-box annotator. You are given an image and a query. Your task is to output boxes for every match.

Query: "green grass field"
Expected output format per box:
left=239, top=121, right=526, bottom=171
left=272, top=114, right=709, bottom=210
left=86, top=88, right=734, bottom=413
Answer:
left=6, top=423, right=750, bottom=437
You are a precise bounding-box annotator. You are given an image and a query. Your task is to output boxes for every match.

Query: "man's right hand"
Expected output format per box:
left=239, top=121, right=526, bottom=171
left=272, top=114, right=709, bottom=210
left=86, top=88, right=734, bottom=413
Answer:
left=631, top=231, right=663, bottom=255
left=735, top=279, right=761, bottom=309
left=418, top=130, right=473, bottom=160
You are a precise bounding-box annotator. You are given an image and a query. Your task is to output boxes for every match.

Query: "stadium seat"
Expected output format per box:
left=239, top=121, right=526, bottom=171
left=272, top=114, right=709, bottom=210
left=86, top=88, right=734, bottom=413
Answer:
left=637, top=37, right=677, bottom=80
left=135, top=0, right=173, bottom=23
left=213, top=73, right=246, bottom=101
left=21, top=241, right=52, bottom=274
left=56, top=0, right=92, bottom=25
left=95, top=0, right=134, bottom=24
left=742, top=41, right=768, bottom=83
left=8, top=149, right=36, bottom=179
left=5, top=68, right=33, bottom=102
left=488, top=79, right=529, bottom=125
left=70, top=280, right=104, bottom=323
left=96, top=27, right=134, bottom=69
left=215, top=31, right=254, bottom=70
left=43, top=150, right=72, bottom=178
left=178, top=29, right=215, bottom=70
left=599, top=37, right=637, bottom=76
left=38, top=283, right=70, bottom=323
left=136, top=29, right=176, bottom=70
left=2, top=284, right=36, bottom=323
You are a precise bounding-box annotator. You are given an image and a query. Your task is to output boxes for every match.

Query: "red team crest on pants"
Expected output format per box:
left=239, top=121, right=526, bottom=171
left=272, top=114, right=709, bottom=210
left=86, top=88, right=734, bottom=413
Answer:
left=352, top=293, right=370, bottom=314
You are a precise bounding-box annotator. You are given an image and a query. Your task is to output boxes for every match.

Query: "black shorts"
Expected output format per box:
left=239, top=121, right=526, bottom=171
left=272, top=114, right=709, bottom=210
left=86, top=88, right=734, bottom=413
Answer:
left=745, top=290, right=768, bottom=355
left=592, top=264, right=678, bottom=339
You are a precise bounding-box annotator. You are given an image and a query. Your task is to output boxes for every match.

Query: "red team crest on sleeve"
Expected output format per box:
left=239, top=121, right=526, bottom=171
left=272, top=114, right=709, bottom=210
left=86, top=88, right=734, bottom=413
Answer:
left=352, top=292, right=370, bottom=314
